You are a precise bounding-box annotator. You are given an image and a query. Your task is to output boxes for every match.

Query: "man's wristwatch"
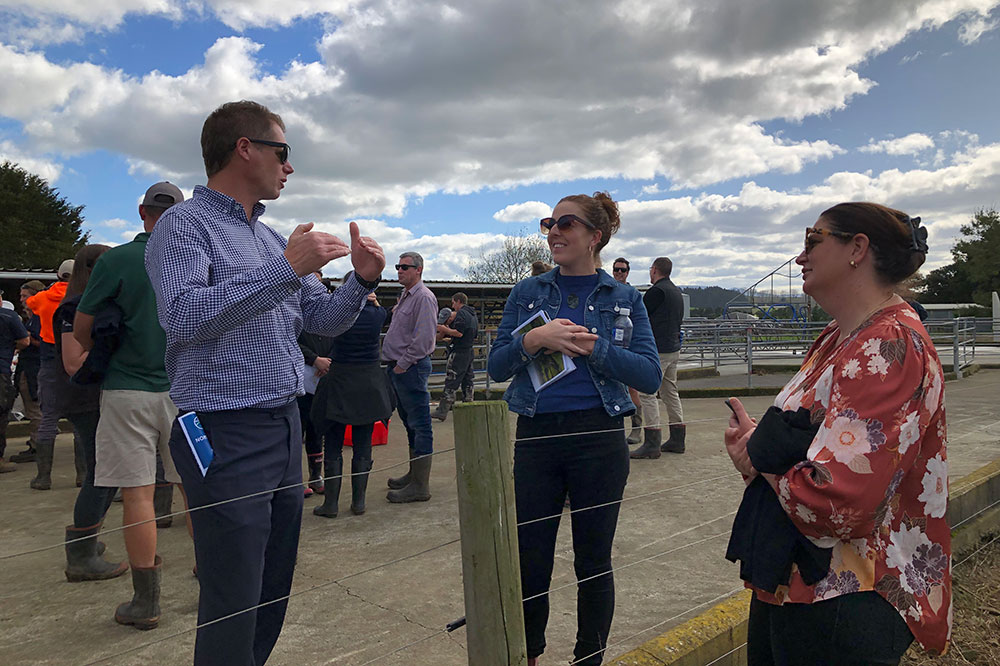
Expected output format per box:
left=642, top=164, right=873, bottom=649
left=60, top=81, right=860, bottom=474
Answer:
left=354, top=274, right=381, bottom=290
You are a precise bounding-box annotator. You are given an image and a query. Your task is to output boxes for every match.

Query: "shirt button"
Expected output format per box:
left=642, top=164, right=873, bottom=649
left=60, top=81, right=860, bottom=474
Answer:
left=528, top=303, right=534, bottom=309
left=521, top=355, right=528, bottom=361
left=614, top=405, right=621, bottom=411
left=591, top=328, right=597, bottom=333
left=588, top=305, right=594, bottom=311
left=599, top=380, right=606, bottom=385
left=614, top=306, right=620, bottom=312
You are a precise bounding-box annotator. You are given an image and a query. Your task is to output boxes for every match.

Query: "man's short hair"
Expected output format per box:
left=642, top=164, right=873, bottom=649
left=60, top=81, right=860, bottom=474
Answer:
left=451, top=292, right=468, bottom=305
left=651, top=257, right=673, bottom=278
left=201, top=101, right=285, bottom=178
left=613, top=257, right=630, bottom=269
left=399, top=251, right=424, bottom=269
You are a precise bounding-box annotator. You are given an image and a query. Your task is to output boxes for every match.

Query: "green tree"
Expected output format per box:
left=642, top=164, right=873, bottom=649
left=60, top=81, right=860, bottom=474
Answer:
left=0, top=161, right=89, bottom=269
left=920, top=208, right=1000, bottom=304
left=951, top=207, right=1000, bottom=303
left=466, top=231, right=551, bottom=283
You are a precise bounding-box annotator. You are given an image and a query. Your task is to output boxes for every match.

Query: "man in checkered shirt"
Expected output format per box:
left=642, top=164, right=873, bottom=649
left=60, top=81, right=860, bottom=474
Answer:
left=145, top=100, right=385, bottom=666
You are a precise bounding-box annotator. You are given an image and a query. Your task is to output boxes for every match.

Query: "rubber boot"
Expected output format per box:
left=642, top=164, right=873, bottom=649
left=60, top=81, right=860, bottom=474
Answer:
left=431, top=397, right=452, bottom=422
left=10, top=441, right=37, bottom=463
left=64, top=524, right=129, bottom=582
left=627, top=413, right=643, bottom=445
left=74, top=435, right=86, bottom=488
left=387, top=446, right=414, bottom=489
left=350, top=459, right=373, bottom=515
left=30, top=439, right=55, bottom=490
left=661, top=424, right=687, bottom=454
left=313, top=456, right=343, bottom=518
left=115, top=555, right=161, bottom=630
left=307, top=452, right=325, bottom=494
left=154, top=484, right=174, bottom=528
left=386, top=455, right=432, bottom=503
left=630, top=428, right=662, bottom=459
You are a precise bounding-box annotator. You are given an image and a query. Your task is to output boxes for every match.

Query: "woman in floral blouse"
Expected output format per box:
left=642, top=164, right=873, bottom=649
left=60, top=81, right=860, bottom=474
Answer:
left=725, top=202, right=950, bottom=665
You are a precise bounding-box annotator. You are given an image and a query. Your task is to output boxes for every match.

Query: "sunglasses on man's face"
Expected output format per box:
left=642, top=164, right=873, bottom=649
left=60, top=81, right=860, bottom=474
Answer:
left=613, top=267, right=629, bottom=274
left=248, top=139, right=290, bottom=165
left=804, top=227, right=855, bottom=254
left=395, top=263, right=417, bottom=271
left=540, top=214, right=596, bottom=235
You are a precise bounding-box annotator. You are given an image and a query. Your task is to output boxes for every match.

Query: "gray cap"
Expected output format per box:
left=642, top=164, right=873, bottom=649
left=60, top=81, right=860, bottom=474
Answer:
left=142, top=181, right=184, bottom=208
left=58, top=259, right=74, bottom=279
left=437, top=307, right=453, bottom=325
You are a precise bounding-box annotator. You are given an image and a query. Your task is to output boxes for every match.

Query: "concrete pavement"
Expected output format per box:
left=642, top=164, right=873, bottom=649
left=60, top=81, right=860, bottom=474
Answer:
left=1, top=369, right=998, bottom=665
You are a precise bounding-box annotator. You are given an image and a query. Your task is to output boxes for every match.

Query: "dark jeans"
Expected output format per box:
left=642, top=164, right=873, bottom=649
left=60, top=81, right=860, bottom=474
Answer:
left=319, top=422, right=374, bottom=470
left=748, top=592, right=914, bottom=666
left=69, top=410, right=117, bottom=527
left=387, top=356, right=433, bottom=456
left=514, top=408, right=629, bottom=665
left=0, top=372, right=14, bottom=458
left=296, top=393, right=322, bottom=458
left=169, top=402, right=303, bottom=666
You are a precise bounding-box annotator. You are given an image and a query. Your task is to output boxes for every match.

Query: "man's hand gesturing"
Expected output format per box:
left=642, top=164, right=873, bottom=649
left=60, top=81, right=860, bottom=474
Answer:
left=349, top=221, right=385, bottom=282
left=284, top=222, right=350, bottom=277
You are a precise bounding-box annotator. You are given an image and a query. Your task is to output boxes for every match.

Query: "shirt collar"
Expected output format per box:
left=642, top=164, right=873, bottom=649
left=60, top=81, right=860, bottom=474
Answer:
left=193, top=185, right=267, bottom=226
left=133, top=232, right=151, bottom=243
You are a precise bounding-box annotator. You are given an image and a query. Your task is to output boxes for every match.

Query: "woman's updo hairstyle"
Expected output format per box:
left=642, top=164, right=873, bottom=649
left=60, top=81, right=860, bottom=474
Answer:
left=557, top=191, right=621, bottom=266
left=819, top=202, right=927, bottom=285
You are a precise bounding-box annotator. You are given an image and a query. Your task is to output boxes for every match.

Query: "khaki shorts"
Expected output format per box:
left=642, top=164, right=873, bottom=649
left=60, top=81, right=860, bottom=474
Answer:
left=95, top=390, right=181, bottom=487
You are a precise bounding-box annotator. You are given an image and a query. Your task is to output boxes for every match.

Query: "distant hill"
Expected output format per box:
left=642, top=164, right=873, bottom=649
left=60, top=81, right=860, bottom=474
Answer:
left=678, top=286, right=743, bottom=310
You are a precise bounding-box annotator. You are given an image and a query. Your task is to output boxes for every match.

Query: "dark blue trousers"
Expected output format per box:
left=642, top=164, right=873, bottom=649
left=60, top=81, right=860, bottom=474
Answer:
left=169, top=402, right=303, bottom=666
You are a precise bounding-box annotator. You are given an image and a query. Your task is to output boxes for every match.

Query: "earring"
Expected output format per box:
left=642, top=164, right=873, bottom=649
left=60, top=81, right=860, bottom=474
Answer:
left=850, top=260, right=857, bottom=268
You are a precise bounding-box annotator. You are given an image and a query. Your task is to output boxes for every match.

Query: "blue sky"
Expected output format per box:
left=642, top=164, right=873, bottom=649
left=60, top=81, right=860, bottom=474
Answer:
left=1, top=1, right=999, bottom=287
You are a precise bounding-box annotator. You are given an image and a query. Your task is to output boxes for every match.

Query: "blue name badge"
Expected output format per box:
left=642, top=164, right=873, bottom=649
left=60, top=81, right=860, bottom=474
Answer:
left=178, top=411, right=214, bottom=477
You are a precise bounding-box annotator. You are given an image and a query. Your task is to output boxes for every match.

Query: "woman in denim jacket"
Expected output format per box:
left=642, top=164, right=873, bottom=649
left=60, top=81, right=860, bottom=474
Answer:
left=488, top=192, right=661, bottom=666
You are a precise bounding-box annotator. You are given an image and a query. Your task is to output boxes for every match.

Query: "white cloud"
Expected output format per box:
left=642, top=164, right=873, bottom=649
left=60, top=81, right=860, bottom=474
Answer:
left=859, top=133, right=936, bottom=156
left=958, top=13, right=1000, bottom=44
left=493, top=201, right=550, bottom=223
left=101, top=218, right=131, bottom=228
left=899, top=50, right=923, bottom=64
left=1, top=0, right=1000, bottom=287
left=0, top=141, right=62, bottom=182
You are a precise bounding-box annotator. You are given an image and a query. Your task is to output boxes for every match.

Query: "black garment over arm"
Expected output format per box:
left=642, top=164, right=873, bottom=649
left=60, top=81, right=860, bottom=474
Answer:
left=725, top=407, right=832, bottom=593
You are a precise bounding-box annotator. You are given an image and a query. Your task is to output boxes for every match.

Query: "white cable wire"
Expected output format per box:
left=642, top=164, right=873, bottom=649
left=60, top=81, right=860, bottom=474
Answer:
left=82, top=536, right=462, bottom=665
left=566, top=586, right=747, bottom=665
left=0, top=448, right=457, bottom=560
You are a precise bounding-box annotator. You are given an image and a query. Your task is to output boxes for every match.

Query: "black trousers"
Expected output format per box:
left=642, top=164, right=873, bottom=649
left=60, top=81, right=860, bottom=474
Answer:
left=0, top=372, right=14, bottom=458
left=514, top=408, right=629, bottom=665
left=748, top=592, right=914, bottom=666
left=296, top=393, right=323, bottom=458
left=169, top=402, right=303, bottom=666
left=69, top=410, right=117, bottom=528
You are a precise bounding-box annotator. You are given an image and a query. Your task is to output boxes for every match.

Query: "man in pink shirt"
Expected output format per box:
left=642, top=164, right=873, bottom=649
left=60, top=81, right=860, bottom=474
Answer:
left=381, top=251, right=438, bottom=503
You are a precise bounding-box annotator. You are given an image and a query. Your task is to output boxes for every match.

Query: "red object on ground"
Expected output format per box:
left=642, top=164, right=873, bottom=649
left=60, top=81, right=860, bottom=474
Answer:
left=344, top=420, right=389, bottom=447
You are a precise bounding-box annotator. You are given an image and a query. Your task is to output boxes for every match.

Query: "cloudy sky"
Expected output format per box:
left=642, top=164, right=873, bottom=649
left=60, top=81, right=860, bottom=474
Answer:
left=1, top=0, right=998, bottom=287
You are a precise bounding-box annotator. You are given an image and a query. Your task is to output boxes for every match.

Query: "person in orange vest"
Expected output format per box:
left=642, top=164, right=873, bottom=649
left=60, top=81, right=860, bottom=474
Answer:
left=25, top=259, right=83, bottom=490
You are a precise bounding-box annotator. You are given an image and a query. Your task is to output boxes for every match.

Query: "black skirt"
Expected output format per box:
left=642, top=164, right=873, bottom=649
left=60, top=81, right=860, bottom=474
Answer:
left=311, top=361, right=393, bottom=427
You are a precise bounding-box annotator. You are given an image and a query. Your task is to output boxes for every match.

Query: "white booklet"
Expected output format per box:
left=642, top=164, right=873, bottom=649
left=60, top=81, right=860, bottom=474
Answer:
left=513, top=310, right=576, bottom=391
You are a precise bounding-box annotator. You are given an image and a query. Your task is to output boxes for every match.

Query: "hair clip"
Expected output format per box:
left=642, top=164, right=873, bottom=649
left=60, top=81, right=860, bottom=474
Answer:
left=906, top=215, right=928, bottom=253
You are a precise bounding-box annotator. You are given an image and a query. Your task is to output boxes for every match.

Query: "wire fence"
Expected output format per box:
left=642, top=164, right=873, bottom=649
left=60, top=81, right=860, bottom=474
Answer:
left=4, top=376, right=999, bottom=666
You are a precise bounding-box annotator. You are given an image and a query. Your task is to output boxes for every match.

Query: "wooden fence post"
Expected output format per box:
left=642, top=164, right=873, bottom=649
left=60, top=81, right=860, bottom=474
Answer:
left=453, top=400, right=527, bottom=666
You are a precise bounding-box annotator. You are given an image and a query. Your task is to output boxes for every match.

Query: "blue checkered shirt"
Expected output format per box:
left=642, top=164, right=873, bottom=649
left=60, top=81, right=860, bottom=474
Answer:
left=145, top=185, right=371, bottom=412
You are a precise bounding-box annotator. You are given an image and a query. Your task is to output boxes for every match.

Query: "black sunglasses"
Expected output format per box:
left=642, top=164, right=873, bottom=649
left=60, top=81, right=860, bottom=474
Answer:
left=612, top=267, right=629, bottom=273
left=395, top=263, right=418, bottom=271
left=540, top=214, right=596, bottom=235
left=248, top=139, right=290, bottom=164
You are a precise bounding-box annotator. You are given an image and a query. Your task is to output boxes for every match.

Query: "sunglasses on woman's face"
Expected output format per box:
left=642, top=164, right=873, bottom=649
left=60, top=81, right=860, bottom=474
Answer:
left=540, top=214, right=596, bottom=235
left=804, top=227, right=855, bottom=253
left=248, top=138, right=290, bottom=164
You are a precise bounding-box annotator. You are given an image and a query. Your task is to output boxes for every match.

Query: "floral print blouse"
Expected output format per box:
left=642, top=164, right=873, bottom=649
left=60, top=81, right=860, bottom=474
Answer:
left=753, top=303, right=951, bottom=654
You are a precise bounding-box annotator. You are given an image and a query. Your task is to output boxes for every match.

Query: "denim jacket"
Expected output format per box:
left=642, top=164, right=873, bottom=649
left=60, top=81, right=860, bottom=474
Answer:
left=488, top=268, right=662, bottom=417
